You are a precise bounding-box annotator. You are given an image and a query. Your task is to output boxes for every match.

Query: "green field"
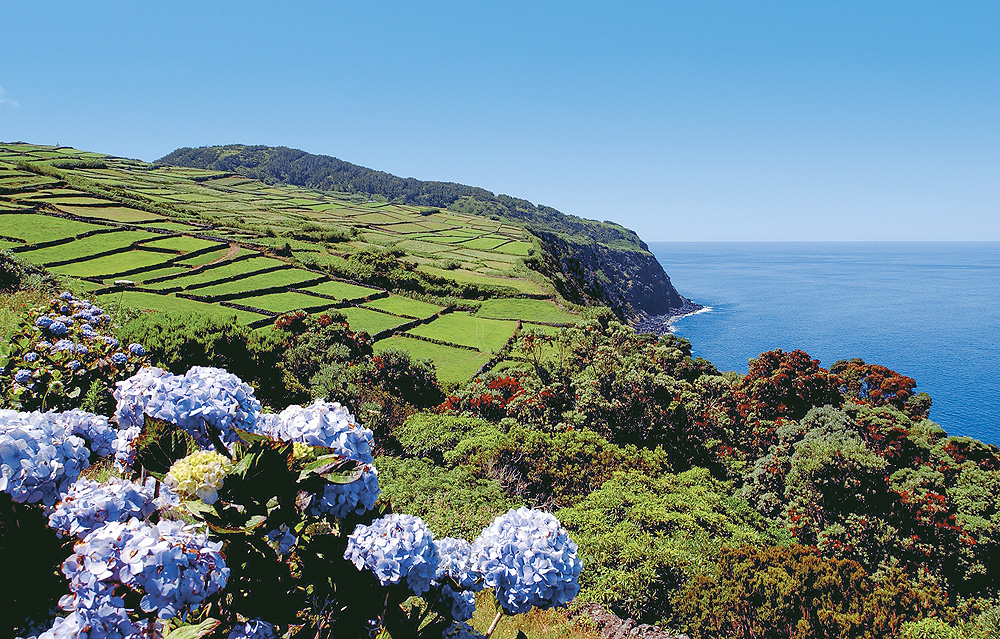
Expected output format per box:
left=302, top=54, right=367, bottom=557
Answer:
left=147, top=256, right=287, bottom=289
left=0, top=213, right=102, bottom=244
left=102, top=265, right=189, bottom=285
left=239, top=291, right=333, bottom=313
left=18, top=229, right=160, bottom=264
left=362, top=295, right=443, bottom=319
left=143, top=236, right=223, bottom=252
left=475, top=298, right=579, bottom=324
left=189, top=268, right=318, bottom=297
left=408, top=312, right=517, bottom=353
left=374, top=336, right=490, bottom=384
left=49, top=250, right=173, bottom=278
left=416, top=265, right=547, bottom=295
left=54, top=205, right=165, bottom=223
left=340, top=306, right=409, bottom=335
left=96, top=290, right=267, bottom=324
left=301, top=279, right=379, bottom=300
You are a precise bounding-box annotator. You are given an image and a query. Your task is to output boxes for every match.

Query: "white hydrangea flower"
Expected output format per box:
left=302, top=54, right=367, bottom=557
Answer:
left=164, top=450, right=232, bottom=504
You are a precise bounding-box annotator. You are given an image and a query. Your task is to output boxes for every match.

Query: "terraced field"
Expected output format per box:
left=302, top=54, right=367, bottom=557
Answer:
left=0, top=143, right=582, bottom=383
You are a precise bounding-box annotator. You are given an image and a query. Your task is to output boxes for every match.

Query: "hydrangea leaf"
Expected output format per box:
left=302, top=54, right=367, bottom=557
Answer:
left=164, top=617, right=221, bottom=639
left=298, top=454, right=365, bottom=484
left=134, top=415, right=199, bottom=480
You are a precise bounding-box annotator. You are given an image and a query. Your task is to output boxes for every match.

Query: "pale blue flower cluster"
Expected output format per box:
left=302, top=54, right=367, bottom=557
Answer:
left=0, top=410, right=90, bottom=505
left=440, top=588, right=476, bottom=622
left=261, top=400, right=374, bottom=464
left=434, top=537, right=480, bottom=591
left=310, top=464, right=380, bottom=519
left=61, top=517, right=229, bottom=622
left=345, top=513, right=440, bottom=596
left=48, top=477, right=157, bottom=539
left=264, top=525, right=298, bottom=557
left=227, top=618, right=278, bottom=639
left=56, top=409, right=118, bottom=458
left=114, top=366, right=262, bottom=453
left=471, top=507, right=583, bottom=614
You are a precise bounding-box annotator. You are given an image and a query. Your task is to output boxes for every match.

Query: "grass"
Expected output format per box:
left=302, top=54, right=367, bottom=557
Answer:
left=96, top=290, right=266, bottom=324
left=147, top=256, right=287, bottom=289
left=142, top=236, right=223, bottom=252
left=54, top=205, right=164, bottom=223
left=188, top=268, right=318, bottom=297
left=237, top=291, right=333, bottom=314
left=102, top=265, right=189, bottom=285
left=301, top=279, right=379, bottom=300
left=469, top=596, right=599, bottom=639
left=49, top=250, right=174, bottom=278
left=417, top=266, right=547, bottom=295
left=362, top=295, right=443, bottom=319
left=408, top=312, right=517, bottom=353
left=142, top=221, right=205, bottom=232
left=476, top=298, right=579, bottom=324
left=174, top=247, right=238, bottom=267
left=374, top=336, right=490, bottom=384
left=0, top=213, right=102, bottom=244
left=18, top=229, right=160, bottom=264
left=339, top=306, right=409, bottom=335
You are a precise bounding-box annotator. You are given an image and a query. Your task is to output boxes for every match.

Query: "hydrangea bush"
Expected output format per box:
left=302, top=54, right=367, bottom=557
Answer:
left=3, top=361, right=581, bottom=639
left=0, top=292, right=145, bottom=413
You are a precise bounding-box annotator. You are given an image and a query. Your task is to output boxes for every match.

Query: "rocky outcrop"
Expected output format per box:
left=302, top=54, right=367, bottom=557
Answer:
left=529, top=230, right=696, bottom=319
left=567, top=603, right=689, bottom=639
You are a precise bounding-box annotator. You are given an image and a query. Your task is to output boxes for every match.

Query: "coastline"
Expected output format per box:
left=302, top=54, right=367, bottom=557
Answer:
left=632, top=297, right=709, bottom=336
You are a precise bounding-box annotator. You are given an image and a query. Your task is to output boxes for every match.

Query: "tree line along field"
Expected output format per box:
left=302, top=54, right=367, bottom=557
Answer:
left=0, top=143, right=583, bottom=383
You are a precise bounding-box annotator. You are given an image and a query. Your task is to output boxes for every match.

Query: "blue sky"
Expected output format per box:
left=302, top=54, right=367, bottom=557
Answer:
left=1, top=2, right=997, bottom=241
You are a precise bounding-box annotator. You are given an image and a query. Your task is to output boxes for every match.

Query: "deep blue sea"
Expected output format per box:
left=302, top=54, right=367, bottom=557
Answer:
left=649, top=242, right=1000, bottom=446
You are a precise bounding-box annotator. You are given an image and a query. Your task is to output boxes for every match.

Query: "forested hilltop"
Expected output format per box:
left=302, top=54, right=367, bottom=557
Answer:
left=158, top=144, right=691, bottom=317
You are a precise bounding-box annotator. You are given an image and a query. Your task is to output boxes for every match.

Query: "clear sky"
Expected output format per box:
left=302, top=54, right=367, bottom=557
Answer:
left=1, top=2, right=997, bottom=241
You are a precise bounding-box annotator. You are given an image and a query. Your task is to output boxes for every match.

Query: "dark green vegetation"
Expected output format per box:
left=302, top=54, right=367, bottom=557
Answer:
left=159, top=144, right=692, bottom=316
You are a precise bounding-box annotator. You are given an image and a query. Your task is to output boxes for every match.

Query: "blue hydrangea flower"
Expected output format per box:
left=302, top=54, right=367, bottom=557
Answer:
left=55, top=409, right=118, bottom=458
left=35, top=316, right=53, bottom=329
left=435, top=537, right=481, bottom=591
left=59, top=291, right=74, bottom=300
left=471, top=507, right=582, bottom=614
left=228, top=619, right=278, bottom=639
left=310, top=465, right=380, bottom=519
left=53, top=339, right=74, bottom=352
left=345, top=513, right=439, bottom=596
left=48, top=321, right=68, bottom=337
left=128, top=343, right=145, bottom=357
left=262, top=400, right=374, bottom=464
left=111, top=352, right=128, bottom=366
left=24, top=352, right=39, bottom=363
left=440, top=588, right=476, bottom=622
left=14, top=369, right=32, bottom=384
left=0, top=410, right=91, bottom=505
left=48, top=476, right=158, bottom=539
left=104, top=336, right=119, bottom=348
left=67, top=360, right=81, bottom=372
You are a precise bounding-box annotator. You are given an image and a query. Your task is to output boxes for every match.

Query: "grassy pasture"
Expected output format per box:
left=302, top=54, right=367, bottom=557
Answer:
left=55, top=205, right=164, bottom=224
left=417, top=265, right=547, bottom=295
left=96, top=290, right=267, bottom=324
left=19, top=230, right=160, bottom=264
left=148, top=256, right=288, bottom=289
left=32, top=196, right=112, bottom=206
left=239, top=291, right=333, bottom=314
left=491, top=241, right=532, bottom=256
left=189, top=268, right=318, bottom=297
left=142, top=221, right=206, bottom=232
left=102, top=265, right=189, bottom=285
left=49, top=250, right=174, bottom=278
left=174, top=247, right=235, bottom=267
left=0, top=213, right=102, bottom=243
left=475, top=298, right=578, bottom=324
left=362, top=295, right=443, bottom=319
left=301, top=279, right=377, bottom=300
left=340, top=306, right=410, bottom=335
left=0, top=239, right=22, bottom=249
left=408, top=312, right=517, bottom=353
left=143, top=236, right=223, bottom=252
left=374, top=336, right=489, bottom=384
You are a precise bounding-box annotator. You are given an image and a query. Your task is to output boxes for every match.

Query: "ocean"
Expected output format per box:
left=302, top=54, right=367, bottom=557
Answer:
left=648, top=242, right=1000, bottom=446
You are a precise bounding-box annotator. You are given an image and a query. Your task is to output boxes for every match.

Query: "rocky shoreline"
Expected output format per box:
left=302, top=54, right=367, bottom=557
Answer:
left=632, top=297, right=706, bottom=336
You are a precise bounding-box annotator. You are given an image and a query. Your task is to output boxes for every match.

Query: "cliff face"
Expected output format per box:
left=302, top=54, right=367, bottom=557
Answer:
left=530, top=230, right=692, bottom=319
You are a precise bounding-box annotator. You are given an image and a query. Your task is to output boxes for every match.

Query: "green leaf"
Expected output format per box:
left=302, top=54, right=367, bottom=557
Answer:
left=133, top=416, right=198, bottom=479
left=234, top=426, right=273, bottom=445
left=298, top=454, right=365, bottom=484
left=164, top=618, right=221, bottom=639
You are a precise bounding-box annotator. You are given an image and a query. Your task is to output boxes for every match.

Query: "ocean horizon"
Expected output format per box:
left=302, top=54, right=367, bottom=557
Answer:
left=649, top=241, right=1000, bottom=446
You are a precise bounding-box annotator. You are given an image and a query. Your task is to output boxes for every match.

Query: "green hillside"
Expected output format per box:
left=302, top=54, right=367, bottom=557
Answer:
left=158, top=144, right=692, bottom=316
left=0, top=142, right=598, bottom=382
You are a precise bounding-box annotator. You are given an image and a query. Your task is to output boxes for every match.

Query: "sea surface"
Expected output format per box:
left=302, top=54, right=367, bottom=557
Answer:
left=649, top=242, right=1000, bottom=446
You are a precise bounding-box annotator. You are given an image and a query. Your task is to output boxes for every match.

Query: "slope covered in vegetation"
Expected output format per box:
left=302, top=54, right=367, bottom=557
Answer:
left=158, top=144, right=692, bottom=317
